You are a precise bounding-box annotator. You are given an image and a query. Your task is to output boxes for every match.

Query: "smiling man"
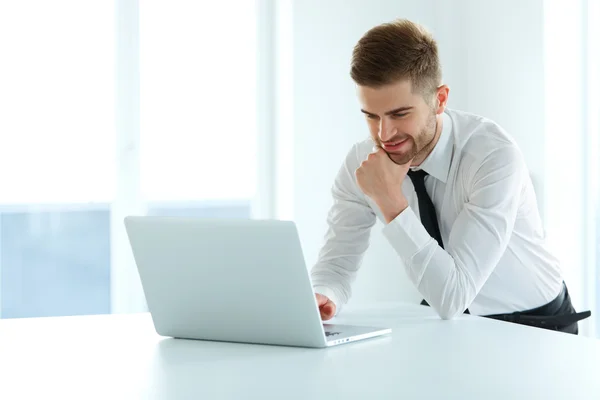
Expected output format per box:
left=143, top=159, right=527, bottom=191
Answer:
left=310, top=18, right=590, bottom=334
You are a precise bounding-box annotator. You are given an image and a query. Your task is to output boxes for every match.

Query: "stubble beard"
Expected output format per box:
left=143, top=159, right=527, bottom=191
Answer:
left=385, top=112, right=438, bottom=166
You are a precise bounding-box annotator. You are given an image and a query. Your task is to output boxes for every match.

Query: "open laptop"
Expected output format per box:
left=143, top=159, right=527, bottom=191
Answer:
left=124, top=216, right=391, bottom=348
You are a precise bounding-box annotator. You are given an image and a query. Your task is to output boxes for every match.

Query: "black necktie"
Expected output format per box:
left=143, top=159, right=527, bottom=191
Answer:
left=408, top=169, right=453, bottom=309
left=407, top=170, right=471, bottom=313
left=407, top=169, right=444, bottom=249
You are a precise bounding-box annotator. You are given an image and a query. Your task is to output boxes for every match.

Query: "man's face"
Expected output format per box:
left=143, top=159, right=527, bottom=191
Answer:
left=357, top=79, right=439, bottom=165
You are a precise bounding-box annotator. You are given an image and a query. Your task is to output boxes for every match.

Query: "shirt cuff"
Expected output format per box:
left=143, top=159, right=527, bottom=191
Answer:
left=312, top=285, right=342, bottom=315
left=382, top=205, right=433, bottom=260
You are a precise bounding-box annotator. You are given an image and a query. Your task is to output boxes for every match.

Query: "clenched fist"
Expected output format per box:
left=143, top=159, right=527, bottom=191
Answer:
left=355, top=147, right=411, bottom=223
left=315, top=293, right=336, bottom=321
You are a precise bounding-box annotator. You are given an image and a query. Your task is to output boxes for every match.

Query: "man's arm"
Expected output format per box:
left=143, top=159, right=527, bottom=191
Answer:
left=310, top=143, right=377, bottom=313
left=382, top=145, right=525, bottom=319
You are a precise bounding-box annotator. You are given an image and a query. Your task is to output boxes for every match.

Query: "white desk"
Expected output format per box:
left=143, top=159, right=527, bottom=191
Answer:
left=1, top=303, right=599, bottom=399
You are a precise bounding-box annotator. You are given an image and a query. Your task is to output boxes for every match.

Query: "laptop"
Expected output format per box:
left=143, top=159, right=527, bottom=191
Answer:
left=124, top=216, right=391, bottom=348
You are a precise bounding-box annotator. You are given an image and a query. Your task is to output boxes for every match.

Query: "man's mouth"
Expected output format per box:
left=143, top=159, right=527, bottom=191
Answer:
left=382, top=138, right=409, bottom=152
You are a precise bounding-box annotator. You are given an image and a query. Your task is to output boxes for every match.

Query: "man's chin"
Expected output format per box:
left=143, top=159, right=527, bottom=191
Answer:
left=386, top=152, right=412, bottom=166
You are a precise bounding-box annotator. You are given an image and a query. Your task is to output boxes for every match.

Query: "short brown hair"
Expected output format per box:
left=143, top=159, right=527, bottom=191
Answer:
left=350, top=19, right=442, bottom=96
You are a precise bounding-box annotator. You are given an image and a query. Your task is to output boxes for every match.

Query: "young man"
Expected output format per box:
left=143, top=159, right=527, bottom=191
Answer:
left=310, top=19, right=590, bottom=334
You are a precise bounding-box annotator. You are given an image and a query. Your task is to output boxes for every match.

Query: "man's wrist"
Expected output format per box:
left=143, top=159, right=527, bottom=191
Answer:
left=376, top=196, right=409, bottom=224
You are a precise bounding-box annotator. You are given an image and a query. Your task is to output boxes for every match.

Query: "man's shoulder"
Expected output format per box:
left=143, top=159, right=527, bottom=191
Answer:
left=341, top=138, right=375, bottom=167
left=354, top=138, right=377, bottom=157
left=447, top=108, right=520, bottom=162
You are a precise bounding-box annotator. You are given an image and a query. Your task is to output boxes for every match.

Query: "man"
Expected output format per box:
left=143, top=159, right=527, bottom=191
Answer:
left=310, top=19, right=590, bottom=334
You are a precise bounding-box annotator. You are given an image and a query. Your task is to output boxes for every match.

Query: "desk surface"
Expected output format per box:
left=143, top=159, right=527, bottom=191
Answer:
left=1, top=302, right=599, bottom=399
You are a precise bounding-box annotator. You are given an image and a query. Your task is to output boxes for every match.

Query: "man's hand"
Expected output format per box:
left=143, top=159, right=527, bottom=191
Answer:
left=355, top=147, right=411, bottom=223
left=315, top=293, right=336, bottom=321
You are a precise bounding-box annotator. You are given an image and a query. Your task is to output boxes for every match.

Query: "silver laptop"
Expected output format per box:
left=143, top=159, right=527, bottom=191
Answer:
left=124, top=216, right=391, bottom=348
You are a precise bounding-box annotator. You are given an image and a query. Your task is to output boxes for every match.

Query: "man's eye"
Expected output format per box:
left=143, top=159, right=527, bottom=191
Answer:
left=366, top=114, right=378, bottom=120
left=392, top=113, right=407, bottom=118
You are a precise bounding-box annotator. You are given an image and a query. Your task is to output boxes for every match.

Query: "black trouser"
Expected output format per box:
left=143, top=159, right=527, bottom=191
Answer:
left=421, top=282, right=591, bottom=334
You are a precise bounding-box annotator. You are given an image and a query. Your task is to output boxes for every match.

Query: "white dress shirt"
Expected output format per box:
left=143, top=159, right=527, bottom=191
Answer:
left=310, top=108, right=564, bottom=319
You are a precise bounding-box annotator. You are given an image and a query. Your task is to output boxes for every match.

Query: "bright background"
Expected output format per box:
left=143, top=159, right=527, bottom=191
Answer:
left=0, top=0, right=597, bottom=338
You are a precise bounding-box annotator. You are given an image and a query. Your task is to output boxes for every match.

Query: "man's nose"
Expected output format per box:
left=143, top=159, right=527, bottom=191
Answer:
left=379, top=120, right=398, bottom=142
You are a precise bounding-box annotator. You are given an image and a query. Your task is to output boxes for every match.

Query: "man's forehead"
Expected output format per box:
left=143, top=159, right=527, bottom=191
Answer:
left=357, top=79, right=413, bottom=96
left=357, top=80, right=416, bottom=113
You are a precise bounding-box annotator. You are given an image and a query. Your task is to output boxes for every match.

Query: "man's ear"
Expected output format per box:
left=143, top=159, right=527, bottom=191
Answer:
left=435, top=84, right=450, bottom=114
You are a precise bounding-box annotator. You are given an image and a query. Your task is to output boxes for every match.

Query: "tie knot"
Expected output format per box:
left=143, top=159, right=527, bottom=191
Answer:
left=407, top=169, right=428, bottom=182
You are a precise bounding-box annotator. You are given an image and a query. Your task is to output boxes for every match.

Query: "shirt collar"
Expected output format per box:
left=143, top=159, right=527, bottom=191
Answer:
left=410, top=111, right=453, bottom=183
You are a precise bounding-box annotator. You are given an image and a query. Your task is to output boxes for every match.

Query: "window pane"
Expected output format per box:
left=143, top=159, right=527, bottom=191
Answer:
left=0, top=1, right=115, bottom=204
left=147, top=200, right=252, bottom=219
left=139, top=0, right=257, bottom=202
left=588, top=0, right=600, bottom=337
left=0, top=1, right=115, bottom=318
left=0, top=207, right=111, bottom=318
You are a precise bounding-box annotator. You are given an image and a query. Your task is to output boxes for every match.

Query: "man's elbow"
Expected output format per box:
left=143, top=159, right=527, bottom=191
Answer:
left=436, top=300, right=470, bottom=320
left=438, top=308, right=463, bottom=320
left=431, top=279, right=475, bottom=320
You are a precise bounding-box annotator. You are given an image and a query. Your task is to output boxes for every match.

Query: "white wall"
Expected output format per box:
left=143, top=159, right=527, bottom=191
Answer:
left=283, top=0, right=548, bottom=307
left=433, top=0, right=547, bottom=215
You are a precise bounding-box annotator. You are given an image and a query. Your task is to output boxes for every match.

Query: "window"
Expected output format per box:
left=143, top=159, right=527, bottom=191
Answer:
left=0, top=1, right=115, bottom=318
left=544, top=0, right=599, bottom=337
left=139, top=0, right=257, bottom=205
left=0, top=206, right=112, bottom=318
left=0, top=1, right=262, bottom=319
left=587, top=0, right=600, bottom=338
